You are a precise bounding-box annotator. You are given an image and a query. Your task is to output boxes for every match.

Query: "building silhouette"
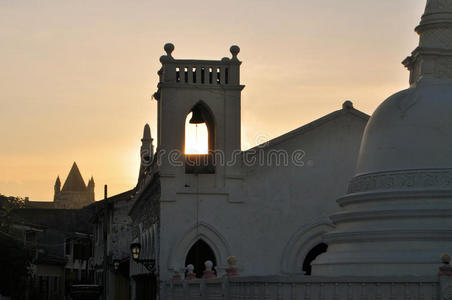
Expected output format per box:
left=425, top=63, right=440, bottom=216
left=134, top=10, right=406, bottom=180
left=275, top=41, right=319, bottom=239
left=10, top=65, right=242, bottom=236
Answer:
left=26, top=162, right=94, bottom=209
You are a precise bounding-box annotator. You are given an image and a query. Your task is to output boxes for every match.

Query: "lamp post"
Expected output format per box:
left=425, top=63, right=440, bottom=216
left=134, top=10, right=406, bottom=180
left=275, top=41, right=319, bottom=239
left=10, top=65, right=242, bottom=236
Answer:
left=130, top=243, right=155, bottom=272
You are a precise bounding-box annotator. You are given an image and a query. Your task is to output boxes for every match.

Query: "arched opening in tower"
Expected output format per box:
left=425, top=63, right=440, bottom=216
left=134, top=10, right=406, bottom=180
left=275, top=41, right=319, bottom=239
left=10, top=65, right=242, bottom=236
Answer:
left=185, top=239, right=217, bottom=278
left=302, top=243, right=328, bottom=275
left=184, top=102, right=216, bottom=174
left=185, top=112, right=209, bottom=154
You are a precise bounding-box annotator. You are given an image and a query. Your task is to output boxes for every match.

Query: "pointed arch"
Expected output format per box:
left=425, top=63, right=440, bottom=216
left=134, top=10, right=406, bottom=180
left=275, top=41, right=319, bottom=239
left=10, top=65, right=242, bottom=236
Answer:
left=185, top=239, right=217, bottom=278
left=280, top=220, right=335, bottom=274
left=184, top=100, right=216, bottom=152
left=167, top=222, right=231, bottom=272
left=185, top=113, right=208, bottom=154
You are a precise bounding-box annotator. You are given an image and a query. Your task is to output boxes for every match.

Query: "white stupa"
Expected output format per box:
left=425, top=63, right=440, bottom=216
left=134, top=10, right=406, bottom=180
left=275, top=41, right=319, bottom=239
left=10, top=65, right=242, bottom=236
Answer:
left=313, top=0, right=452, bottom=276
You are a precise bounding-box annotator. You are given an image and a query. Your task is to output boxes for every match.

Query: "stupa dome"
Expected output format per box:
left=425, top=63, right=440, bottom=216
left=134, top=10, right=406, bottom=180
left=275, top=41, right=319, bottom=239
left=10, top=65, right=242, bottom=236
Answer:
left=356, top=0, right=452, bottom=175
left=356, top=83, right=452, bottom=175
left=312, top=0, right=452, bottom=277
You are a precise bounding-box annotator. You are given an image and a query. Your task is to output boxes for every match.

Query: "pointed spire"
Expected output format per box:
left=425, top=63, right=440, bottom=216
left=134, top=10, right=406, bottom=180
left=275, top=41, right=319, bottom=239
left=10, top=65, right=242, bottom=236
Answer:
left=139, top=124, right=154, bottom=180
left=87, top=176, right=95, bottom=201
left=417, top=0, right=452, bottom=40
left=61, top=162, right=87, bottom=192
left=87, top=176, right=95, bottom=188
left=54, top=176, right=61, bottom=193
left=141, top=124, right=153, bottom=156
left=141, top=123, right=153, bottom=160
left=142, top=123, right=152, bottom=142
left=403, top=0, right=452, bottom=85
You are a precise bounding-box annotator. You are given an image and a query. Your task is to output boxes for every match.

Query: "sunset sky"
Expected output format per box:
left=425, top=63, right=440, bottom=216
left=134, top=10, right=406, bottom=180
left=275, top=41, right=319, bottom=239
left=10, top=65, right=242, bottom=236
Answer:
left=1, top=0, right=427, bottom=201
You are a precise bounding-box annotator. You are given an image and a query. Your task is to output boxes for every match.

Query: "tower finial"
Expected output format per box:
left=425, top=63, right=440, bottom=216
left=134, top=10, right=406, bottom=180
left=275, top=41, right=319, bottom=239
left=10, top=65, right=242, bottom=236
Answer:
left=142, top=123, right=152, bottom=142
left=230, top=45, right=240, bottom=62
left=164, top=43, right=174, bottom=58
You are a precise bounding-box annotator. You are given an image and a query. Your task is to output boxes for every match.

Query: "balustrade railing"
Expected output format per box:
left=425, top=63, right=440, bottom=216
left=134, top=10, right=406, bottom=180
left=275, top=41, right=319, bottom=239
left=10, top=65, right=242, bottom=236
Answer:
left=157, top=43, right=241, bottom=87
left=174, top=65, right=228, bottom=85
left=162, top=276, right=440, bottom=300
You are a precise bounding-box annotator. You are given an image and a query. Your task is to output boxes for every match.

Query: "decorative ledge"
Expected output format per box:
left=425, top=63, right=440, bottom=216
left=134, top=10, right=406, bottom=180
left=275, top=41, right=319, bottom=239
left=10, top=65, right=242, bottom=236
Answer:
left=348, top=168, right=452, bottom=194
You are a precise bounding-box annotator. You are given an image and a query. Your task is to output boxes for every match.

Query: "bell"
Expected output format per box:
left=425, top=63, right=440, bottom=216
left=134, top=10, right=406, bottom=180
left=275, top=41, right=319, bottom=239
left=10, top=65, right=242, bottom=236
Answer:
left=189, top=107, right=205, bottom=124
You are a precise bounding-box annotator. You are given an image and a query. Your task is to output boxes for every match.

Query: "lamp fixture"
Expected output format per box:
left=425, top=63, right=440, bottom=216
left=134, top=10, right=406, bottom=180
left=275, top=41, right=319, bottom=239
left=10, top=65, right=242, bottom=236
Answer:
left=130, top=242, right=156, bottom=272
left=113, top=259, right=120, bottom=271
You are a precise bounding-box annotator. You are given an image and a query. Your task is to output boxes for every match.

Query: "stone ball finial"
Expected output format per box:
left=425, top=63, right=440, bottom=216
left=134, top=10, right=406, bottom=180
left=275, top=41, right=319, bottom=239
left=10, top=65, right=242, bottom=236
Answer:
left=230, top=45, right=240, bottom=58
left=164, top=43, right=175, bottom=57
left=441, top=253, right=451, bottom=264
left=343, top=100, right=354, bottom=109
left=186, top=264, right=194, bottom=271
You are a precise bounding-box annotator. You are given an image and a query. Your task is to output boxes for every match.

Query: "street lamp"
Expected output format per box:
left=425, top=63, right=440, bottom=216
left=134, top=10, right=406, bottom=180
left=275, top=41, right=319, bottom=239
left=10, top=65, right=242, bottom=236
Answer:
left=113, top=259, right=120, bottom=271
left=130, top=243, right=141, bottom=261
left=130, top=242, right=155, bottom=272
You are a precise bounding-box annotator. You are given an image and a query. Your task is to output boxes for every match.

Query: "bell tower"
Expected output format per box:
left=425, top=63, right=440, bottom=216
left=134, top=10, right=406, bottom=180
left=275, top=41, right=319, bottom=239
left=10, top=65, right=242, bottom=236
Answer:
left=154, top=43, right=245, bottom=201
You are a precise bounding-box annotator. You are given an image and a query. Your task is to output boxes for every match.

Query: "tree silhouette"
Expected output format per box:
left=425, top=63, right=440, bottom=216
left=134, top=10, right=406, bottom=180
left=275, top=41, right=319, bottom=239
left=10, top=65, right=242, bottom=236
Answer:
left=0, top=194, right=31, bottom=299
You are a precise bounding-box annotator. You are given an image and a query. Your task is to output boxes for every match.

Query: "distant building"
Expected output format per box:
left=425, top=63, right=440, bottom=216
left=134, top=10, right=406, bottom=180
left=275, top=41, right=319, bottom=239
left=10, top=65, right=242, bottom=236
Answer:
left=54, top=162, right=95, bottom=209
left=9, top=163, right=98, bottom=299
left=26, top=162, right=95, bottom=209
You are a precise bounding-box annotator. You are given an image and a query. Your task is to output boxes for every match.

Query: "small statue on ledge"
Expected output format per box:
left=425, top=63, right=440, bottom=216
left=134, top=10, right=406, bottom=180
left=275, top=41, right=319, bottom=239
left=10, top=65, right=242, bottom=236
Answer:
left=438, top=253, right=452, bottom=276
left=185, top=264, right=197, bottom=280
left=202, top=260, right=217, bottom=279
left=225, top=256, right=239, bottom=277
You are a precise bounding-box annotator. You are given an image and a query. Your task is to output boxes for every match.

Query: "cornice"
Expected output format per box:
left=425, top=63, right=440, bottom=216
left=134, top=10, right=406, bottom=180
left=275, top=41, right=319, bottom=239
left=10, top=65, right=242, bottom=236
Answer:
left=324, top=229, right=452, bottom=243
left=348, top=168, right=452, bottom=194
left=331, top=208, right=452, bottom=223
left=338, top=189, right=452, bottom=207
left=157, top=82, right=245, bottom=91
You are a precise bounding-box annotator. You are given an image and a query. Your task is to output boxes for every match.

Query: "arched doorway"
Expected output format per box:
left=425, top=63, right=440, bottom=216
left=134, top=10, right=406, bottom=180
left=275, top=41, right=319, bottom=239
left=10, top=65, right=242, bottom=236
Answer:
left=185, top=239, right=216, bottom=278
left=302, top=243, right=328, bottom=275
